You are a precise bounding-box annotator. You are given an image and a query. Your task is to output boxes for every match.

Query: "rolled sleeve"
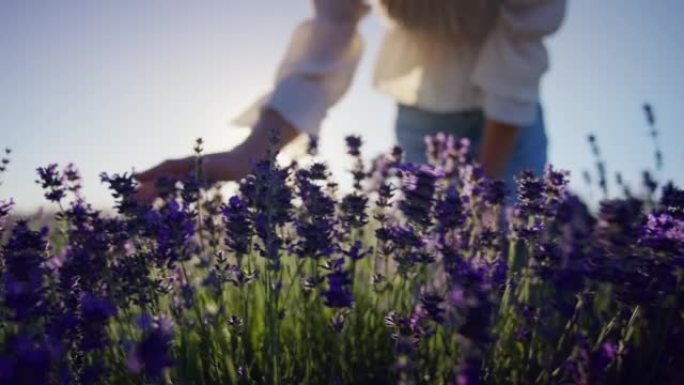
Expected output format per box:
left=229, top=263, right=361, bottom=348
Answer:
left=483, top=93, right=537, bottom=126
left=266, top=76, right=329, bottom=136
left=233, top=0, right=368, bottom=136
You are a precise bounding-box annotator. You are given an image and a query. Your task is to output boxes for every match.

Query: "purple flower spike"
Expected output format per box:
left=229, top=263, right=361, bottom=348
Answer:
left=128, top=314, right=175, bottom=378
left=36, top=164, right=66, bottom=202
left=322, top=270, right=354, bottom=308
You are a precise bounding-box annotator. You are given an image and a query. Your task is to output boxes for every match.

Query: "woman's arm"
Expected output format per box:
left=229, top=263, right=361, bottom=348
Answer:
left=471, top=0, right=566, bottom=177
left=478, top=120, right=520, bottom=179
left=233, top=0, right=370, bottom=136
left=136, top=1, right=369, bottom=200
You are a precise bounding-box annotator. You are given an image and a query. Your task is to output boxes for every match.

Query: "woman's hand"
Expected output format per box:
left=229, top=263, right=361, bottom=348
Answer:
left=134, top=156, right=195, bottom=202
left=134, top=108, right=300, bottom=202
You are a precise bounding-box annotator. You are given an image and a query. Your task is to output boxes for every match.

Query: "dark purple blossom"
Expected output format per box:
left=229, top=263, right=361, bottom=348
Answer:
left=128, top=314, right=175, bottom=378
left=240, top=159, right=292, bottom=227
left=36, top=163, right=66, bottom=202
left=398, top=163, right=443, bottom=229
left=293, top=218, right=336, bottom=259
left=375, top=183, right=395, bottom=210
left=2, top=221, right=48, bottom=321
left=339, top=193, right=368, bottom=230
left=181, top=171, right=201, bottom=204
left=434, top=185, right=466, bottom=232
left=307, top=135, right=319, bottom=156
left=322, top=269, right=354, bottom=308
left=0, top=334, right=52, bottom=385
left=308, top=162, right=329, bottom=180
left=418, top=291, right=445, bottom=324
left=345, top=135, right=362, bottom=157
left=343, top=240, right=373, bottom=261
left=80, top=294, right=117, bottom=351
left=223, top=264, right=257, bottom=288
left=543, top=165, right=570, bottom=212
left=151, top=199, right=197, bottom=267
left=375, top=224, right=424, bottom=254
left=445, top=252, right=493, bottom=345
left=222, top=196, right=252, bottom=257
left=101, top=172, right=151, bottom=225
left=293, top=167, right=338, bottom=258
left=483, top=180, right=507, bottom=206
left=515, top=170, right=545, bottom=216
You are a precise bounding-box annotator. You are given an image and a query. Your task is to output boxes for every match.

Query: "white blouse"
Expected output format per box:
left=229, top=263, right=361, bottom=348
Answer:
left=234, top=0, right=567, bottom=136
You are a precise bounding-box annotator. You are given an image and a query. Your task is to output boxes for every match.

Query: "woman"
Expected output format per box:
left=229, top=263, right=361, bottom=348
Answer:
left=136, top=0, right=566, bottom=199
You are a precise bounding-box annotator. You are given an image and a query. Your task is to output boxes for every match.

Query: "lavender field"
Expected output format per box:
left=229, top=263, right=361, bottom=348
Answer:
left=0, top=129, right=682, bottom=385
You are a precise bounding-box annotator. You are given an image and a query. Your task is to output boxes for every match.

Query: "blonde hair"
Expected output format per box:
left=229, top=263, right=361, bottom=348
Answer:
left=378, top=0, right=500, bottom=43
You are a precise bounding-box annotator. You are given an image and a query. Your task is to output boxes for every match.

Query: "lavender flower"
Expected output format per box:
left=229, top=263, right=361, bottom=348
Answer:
left=375, top=224, right=424, bottom=253
left=150, top=200, right=197, bottom=267
left=101, top=172, right=151, bottom=221
left=322, top=269, right=354, bottom=308
left=445, top=253, right=493, bottom=345
left=0, top=334, right=52, bottom=385
left=307, top=135, right=319, bottom=156
left=36, top=164, right=66, bottom=202
left=345, top=135, right=366, bottom=191
left=398, top=163, right=442, bottom=229
left=309, top=162, right=329, bottom=180
left=515, top=170, right=545, bottom=216
left=543, top=165, right=570, bottom=211
left=240, top=160, right=293, bottom=226
left=418, top=291, right=445, bottom=324
left=80, top=294, right=117, bottom=351
left=345, top=135, right=362, bottom=157
left=343, top=240, right=373, bottom=261
left=483, top=180, right=508, bottom=206
left=339, top=193, right=368, bottom=231
left=434, top=185, right=466, bottom=233
left=128, top=314, right=175, bottom=378
left=222, top=196, right=252, bottom=257
left=223, top=264, right=257, bottom=288
left=2, top=221, right=48, bottom=321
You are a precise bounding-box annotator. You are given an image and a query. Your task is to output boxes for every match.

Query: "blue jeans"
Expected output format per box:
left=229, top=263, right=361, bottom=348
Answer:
left=395, top=104, right=548, bottom=192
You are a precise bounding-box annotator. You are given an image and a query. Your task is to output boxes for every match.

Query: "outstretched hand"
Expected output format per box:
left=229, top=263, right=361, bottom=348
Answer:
left=134, top=109, right=301, bottom=202
left=133, top=150, right=259, bottom=202
left=134, top=156, right=194, bottom=202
